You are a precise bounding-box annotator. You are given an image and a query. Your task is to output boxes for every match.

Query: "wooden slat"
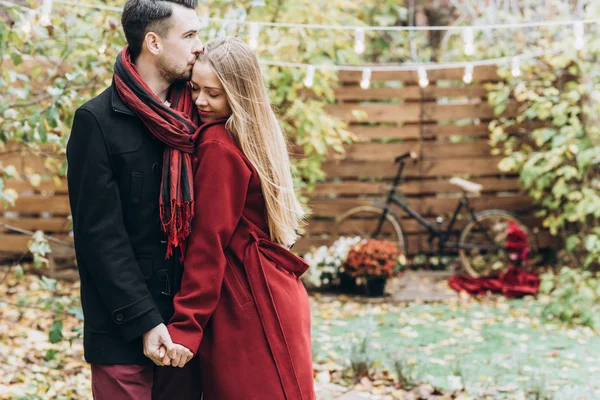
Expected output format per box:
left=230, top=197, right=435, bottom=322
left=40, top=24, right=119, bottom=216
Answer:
left=309, top=177, right=521, bottom=197
left=21, top=156, right=53, bottom=172
left=0, top=234, right=74, bottom=258
left=342, top=142, right=418, bottom=161
left=423, top=123, right=491, bottom=138
left=341, top=140, right=493, bottom=161
left=0, top=152, right=24, bottom=170
left=325, top=103, right=420, bottom=123
left=349, top=123, right=492, bottom=140
left=9, top=195, right=71, bottom=214
left=307, top=218, right=427, bottom=235
left=326, top=102, right=515, bottom=123
left=0, top=218, right=71, bottom=233
left=306, top=212, right=542, bottom=236
left=349, top=125, right=422, bottom=140
left=308, top=194, right=532, bottom=217
left=322, top=157, right=504, bottom=178
left=338, top=65, right=500, bottom=84
left=419, top=195, right=533, bottom=215
left=5, top=179, right=68, bottom=194
left=348, top=121, right=546, bottom=141
left=336, top=85, right=488, bottom=101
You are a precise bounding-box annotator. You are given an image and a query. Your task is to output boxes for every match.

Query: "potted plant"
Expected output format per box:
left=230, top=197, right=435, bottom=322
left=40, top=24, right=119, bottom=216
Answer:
left=343, top=239, right=402, bottom=296
left=302, top=236, right=362, bottom=291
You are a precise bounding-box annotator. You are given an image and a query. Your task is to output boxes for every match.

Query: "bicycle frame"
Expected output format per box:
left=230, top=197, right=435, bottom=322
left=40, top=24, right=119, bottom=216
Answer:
left=373, top=159, right=480, bottom=250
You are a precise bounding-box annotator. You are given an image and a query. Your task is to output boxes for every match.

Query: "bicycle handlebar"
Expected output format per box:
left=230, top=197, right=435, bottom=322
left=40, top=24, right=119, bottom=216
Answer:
left=395, top=151, right=419, bottom=163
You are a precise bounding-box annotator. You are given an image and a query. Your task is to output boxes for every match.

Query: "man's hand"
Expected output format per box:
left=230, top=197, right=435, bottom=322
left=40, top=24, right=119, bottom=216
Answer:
left=160, top=343, right=193, bottom=368
left=142, top=323, right=175, bottom=366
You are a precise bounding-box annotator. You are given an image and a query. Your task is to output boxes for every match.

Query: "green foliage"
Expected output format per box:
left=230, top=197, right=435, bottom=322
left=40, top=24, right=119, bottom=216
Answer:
left=28, top=231, right=51, bottom=270
left=348, top=335, right=374, bottom=380
left=394, top=356, right=423, bottom=390
left=539, top=267, right=600, bottom=329
left=0, top=0, right=393, bottom=194
left=49, top=319, right=63, bottom=344
left=483, top=2, right=600, bottom=267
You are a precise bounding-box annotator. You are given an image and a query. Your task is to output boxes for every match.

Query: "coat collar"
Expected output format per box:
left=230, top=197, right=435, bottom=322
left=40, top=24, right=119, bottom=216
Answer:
left=110, top=80, right=136, bottom=116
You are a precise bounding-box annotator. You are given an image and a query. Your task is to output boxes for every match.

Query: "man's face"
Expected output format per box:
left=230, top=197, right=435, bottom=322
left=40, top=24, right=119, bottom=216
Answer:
left=156, top=5, right=203, bottom=84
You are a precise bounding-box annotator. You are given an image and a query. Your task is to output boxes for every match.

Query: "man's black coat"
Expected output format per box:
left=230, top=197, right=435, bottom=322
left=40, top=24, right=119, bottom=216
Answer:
left=67, top=83, right=182, bottom=364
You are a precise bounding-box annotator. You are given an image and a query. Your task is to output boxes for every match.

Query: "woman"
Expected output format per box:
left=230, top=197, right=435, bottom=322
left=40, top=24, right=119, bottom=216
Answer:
left=165, top=37, right=315, bottom=399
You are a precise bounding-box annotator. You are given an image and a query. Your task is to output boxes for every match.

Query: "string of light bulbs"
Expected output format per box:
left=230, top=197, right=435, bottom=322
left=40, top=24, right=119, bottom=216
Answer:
left=262, top=48, right=562, bottom=89
left=44, top=0, right=596, bottom=57
left=1, top=0, right=591, bottom=89
left=44, top=0, right=600, bottom=32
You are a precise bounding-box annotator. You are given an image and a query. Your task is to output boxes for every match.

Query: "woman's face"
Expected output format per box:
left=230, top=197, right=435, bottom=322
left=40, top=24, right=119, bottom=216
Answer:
left=190, top=61, right=232, bottom=123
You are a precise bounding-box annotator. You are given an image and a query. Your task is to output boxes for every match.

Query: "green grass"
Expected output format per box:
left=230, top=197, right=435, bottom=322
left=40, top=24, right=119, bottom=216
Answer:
left=311, top=297, right=600, bottom=398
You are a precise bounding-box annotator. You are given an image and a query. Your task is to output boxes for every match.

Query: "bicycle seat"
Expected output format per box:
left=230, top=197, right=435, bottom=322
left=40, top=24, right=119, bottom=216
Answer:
left=449, top=177, right=483, bottom=193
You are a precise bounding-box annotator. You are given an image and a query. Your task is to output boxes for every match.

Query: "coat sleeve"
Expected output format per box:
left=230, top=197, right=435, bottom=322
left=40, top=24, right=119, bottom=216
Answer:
left=67, top=107, right=163, bottom=341
left=167, top=140, right=251, bottom=355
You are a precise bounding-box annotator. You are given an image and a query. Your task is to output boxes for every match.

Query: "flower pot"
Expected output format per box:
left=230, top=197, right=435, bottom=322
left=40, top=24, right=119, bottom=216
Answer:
left=339, top=272, right=360, bottom=294
left=365, top=276, right=387, bottom=297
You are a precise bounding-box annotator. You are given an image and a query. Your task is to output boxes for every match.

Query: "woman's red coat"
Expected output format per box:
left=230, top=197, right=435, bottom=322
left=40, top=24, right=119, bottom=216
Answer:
left=167, top=122, right=315, bottom=399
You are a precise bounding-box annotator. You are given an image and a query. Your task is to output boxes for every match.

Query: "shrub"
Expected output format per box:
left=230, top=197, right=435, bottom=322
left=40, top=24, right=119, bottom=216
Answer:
left=539, top=267, right=600, bottom=329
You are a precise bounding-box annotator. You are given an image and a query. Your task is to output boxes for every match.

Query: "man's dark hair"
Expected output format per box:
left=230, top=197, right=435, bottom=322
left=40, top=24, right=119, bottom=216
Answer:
left=121, top=0, right=198, bottom=61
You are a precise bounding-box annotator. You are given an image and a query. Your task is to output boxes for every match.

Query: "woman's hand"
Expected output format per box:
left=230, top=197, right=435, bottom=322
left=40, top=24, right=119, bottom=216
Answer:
left=159, top=343, right=194, bottom=368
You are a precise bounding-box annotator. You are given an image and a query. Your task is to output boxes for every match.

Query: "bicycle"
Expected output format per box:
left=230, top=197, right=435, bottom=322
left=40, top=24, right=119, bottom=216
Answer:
left=332, top=152, right=537, bottom=278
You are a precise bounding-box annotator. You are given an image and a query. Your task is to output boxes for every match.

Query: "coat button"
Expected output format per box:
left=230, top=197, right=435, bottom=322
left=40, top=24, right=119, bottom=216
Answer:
left=152, top=162, right=160, bottom=172
left=115, top=313, right=124, bottom=322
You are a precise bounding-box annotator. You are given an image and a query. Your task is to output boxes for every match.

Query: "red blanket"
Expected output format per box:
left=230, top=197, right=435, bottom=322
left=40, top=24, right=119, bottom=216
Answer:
left=448, top=267, right=540, bottom=298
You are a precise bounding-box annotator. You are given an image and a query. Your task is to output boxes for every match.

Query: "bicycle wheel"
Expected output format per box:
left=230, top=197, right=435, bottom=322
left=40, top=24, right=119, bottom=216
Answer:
left=333, top=206, right=407, bottom=254
left=458, top=210, right=537, bottom=278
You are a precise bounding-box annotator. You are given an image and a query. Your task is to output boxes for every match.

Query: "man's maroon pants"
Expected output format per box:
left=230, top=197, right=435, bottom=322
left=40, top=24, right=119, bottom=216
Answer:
left=91, top=358, right=201, bottom=400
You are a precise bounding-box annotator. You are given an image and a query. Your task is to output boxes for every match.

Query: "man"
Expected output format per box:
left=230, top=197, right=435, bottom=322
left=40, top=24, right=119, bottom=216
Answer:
left=66, top=0, right=203, bottom=398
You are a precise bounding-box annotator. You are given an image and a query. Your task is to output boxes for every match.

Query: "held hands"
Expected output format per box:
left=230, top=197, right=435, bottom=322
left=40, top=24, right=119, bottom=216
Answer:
left=142, top=323, right=193, bottom=367
left=160, top=343, right=194, bottom=368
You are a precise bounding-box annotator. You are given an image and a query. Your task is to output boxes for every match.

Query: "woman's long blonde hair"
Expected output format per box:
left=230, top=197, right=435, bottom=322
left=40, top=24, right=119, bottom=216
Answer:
left=200, top=37, right=305, bottom=247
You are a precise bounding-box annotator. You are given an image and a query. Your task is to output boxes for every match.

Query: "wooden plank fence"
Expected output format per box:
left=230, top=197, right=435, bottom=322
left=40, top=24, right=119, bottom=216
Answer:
left=0, top=141, right=72, bottom=261
left=0, top=65, right=552, bottom=262
left=293, top=65, right=551, bottom=254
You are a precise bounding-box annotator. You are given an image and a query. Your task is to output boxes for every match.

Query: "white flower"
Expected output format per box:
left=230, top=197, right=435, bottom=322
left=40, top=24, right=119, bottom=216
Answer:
left=301, top=236, right=362, bottom=288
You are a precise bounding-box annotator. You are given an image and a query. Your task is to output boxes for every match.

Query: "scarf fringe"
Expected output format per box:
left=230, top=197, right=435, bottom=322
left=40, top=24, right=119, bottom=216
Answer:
left=161, top=200, right=195, bottom=262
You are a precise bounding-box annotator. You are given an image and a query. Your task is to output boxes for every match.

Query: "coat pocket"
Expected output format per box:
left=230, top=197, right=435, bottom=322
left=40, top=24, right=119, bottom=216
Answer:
left=224, top=256, right=253, bottom=308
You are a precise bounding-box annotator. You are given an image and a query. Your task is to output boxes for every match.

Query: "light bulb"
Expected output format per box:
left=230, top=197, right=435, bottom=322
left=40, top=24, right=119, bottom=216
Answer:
left=304, top=65, right=315, bottom=88
left=463, top=63, right=474, bottom=84
left=360, top=68, right=371, bottom=89
left=40, top=0, right=53, bottom=27
left=40, top=15, right=51, bottom=26
left=21, top=21, right=31, bottom=34
left=248, top=22, right=259, bottom=50
left=417, top=66, right=429, bottom=88
left=511, top=57, right=521, bottom=77
left=354, top=28, right=365, bottom=55
left=574, top=21, right=585, bottom=50
left=462, top=27, right=475, bottom=56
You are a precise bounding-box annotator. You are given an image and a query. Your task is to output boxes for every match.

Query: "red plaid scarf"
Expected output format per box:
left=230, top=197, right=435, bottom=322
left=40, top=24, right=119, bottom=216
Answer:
left=113, top=46, right=200, bottom=260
